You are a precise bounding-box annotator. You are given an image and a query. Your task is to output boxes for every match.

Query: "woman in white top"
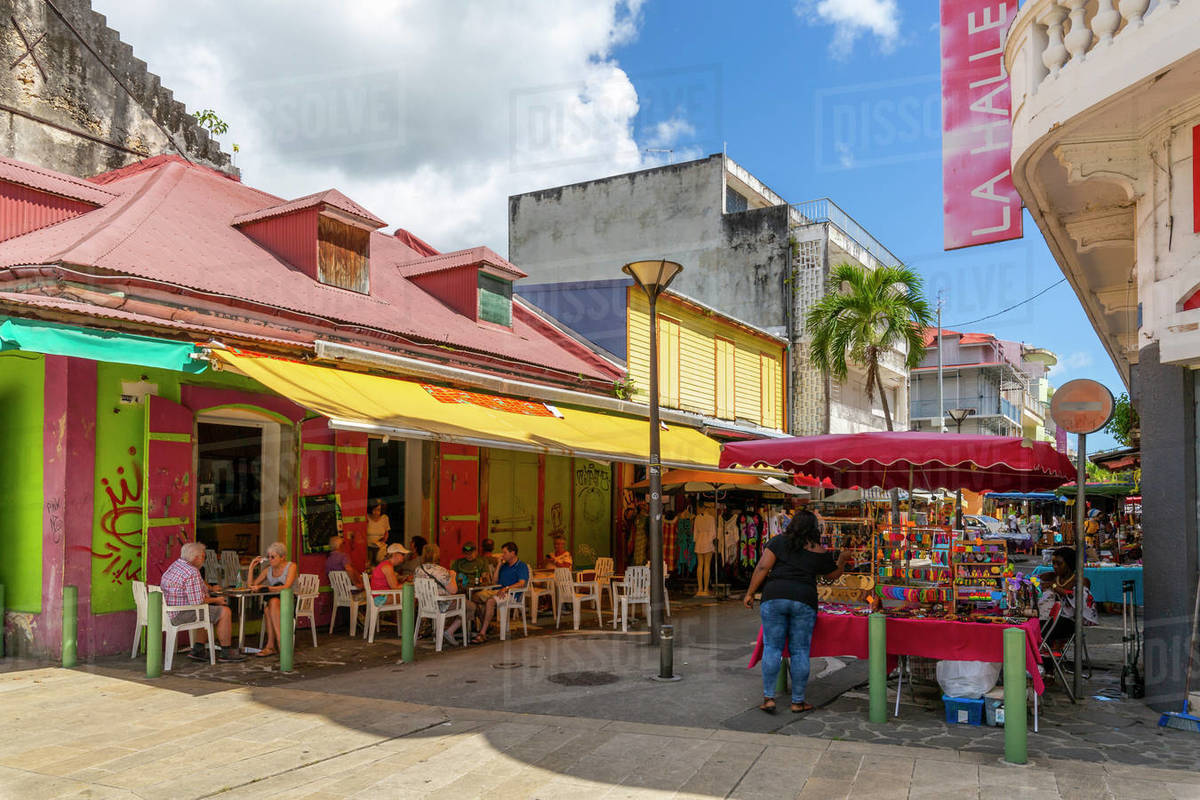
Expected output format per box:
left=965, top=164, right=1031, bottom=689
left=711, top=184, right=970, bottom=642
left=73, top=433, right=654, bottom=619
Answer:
left=248, top=541, right=298, bottom=658
left=366, top=500, right=390, bottom=565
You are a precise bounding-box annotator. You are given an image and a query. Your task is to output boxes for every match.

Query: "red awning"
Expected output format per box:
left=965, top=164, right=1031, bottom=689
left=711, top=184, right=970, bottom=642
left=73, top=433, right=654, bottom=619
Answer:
left=719, top=432, right=1076, bottom=493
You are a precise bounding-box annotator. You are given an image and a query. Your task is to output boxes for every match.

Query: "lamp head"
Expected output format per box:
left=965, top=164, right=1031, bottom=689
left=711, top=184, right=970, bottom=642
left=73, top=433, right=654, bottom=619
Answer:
left=622, top=259, right=683, bottom=297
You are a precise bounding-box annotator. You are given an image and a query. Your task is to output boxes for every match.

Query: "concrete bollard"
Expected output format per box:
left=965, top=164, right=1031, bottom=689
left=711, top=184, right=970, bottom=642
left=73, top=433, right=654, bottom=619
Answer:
left=868, top=612, right=887, bottom=723
left=146, top=591, right=163, bottom=678
left=279, top=588, right=295, bottom=672
left=1003, top=626, right=1028, bottom=764
left=401, top=583, right=415, bottom=663
left=62, top=585, right=78, bottom=668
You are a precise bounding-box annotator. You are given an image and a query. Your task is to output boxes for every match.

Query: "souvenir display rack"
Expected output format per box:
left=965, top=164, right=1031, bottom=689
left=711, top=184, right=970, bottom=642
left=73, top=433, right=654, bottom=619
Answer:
left=951, top=538, right=1008, bottom=611
left=874, top=524, right=952, bottom=605
left=818, top=517, right=876, bottom=603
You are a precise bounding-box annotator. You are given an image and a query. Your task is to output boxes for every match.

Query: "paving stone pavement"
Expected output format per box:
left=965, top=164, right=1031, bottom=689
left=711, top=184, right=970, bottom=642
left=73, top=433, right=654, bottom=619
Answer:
left=1, top=665, right=1198, bottom=799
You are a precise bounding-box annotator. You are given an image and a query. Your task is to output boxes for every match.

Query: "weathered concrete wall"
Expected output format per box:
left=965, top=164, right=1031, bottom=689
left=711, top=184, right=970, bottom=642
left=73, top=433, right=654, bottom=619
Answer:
left=509, top=154, right=790, bottom=330
left=0, top=0, right=235, bottom=178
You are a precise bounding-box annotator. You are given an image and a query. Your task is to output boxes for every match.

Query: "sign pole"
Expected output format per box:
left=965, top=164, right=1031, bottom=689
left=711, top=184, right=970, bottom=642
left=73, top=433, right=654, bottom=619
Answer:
left=1074, top=433, right=1087, bottom=701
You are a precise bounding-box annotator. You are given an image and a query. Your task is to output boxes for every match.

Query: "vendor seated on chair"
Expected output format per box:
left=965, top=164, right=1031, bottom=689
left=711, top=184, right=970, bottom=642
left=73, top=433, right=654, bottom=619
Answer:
left=544, top=535, right=573, bottom=569
left=160, top=542, right=245, bottom=663
left=472, top=541, right=529, bottom=644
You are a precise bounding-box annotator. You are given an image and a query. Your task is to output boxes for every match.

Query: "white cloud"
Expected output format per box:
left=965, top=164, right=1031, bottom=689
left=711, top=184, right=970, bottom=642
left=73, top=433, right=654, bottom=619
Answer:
left=794, top=0, right=901, bottom=58
left=1049, top=351, right=1094, bottom=379
left=91, top=0, right=686, bottom=255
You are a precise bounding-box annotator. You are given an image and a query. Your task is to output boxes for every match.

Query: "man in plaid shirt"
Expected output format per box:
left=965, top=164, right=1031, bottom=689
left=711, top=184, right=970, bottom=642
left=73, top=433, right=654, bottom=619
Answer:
left=160, top=542, right=245, bottom=662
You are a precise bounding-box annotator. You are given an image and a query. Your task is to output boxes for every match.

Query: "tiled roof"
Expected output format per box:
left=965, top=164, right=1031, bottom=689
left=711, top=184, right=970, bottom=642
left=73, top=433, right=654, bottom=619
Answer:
left=0, top=156, right=618, bottom=383
left=397, top=245, right=526, bottom=279
left=922, top=327, right=995, bottom=348
left=231, top=188, right=386, bottom=228
left=0, top=159, right=116, bottom=206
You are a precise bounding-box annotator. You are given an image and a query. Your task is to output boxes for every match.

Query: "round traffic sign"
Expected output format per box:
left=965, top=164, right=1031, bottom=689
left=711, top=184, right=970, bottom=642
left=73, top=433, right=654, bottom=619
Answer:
left=1050, top=379, right=1114, bottom=434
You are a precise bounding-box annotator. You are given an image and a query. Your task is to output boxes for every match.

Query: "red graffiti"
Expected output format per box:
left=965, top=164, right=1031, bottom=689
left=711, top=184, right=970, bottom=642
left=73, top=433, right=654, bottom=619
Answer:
left=88, top=450, right=144, bottom=585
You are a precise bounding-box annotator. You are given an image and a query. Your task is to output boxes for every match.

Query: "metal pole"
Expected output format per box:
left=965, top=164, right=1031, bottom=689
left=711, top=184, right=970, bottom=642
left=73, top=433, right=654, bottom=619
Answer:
left=656, top=624, right=682, bottom=680
left=648, top=291, right=664, bottom=646
left=1003, top=626, right=1028, bottom=763
left=869, top=612, right=887, bottom=723
left=937, top=293, right=946, bottom=432
left=146, top=590, right=162, bottom=678
left=1074, top=433, right=1087, bottom=700
left=402, top=582, right=415, bottom=663
left=62, top=585, right=77, bottom=668
left=279, top=588, right=295, bottom=673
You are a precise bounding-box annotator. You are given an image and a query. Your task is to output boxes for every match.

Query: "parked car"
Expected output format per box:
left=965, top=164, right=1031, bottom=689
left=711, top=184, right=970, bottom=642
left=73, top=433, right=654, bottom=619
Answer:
left=962, top=514, right=1007, bottom=537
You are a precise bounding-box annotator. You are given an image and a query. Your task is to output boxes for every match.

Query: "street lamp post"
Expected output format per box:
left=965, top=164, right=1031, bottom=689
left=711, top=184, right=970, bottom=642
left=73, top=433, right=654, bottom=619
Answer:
left=946, top=408, right=975, bottom=529
left=623, top=259, right=683, bottom=647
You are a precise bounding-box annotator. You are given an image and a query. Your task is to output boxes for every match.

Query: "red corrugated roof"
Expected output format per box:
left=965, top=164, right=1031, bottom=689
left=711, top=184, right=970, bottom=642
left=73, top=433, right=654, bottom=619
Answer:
left=231, top=188, right=386, bottom=228
left=397, top=245, right=526, bottom=279
left=88, top=154, right=241, bottom=186
left=0, top=156, right=617, bottom=383
left=0, top=160, right=116, bottom=206
left=393, top=228, right=439, bottom=257
left=921, top=327, right=995, bottom=347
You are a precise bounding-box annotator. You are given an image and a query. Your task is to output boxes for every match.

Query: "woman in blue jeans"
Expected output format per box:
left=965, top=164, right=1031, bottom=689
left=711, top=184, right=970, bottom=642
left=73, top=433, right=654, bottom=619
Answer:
left=743, top=509, right=850, bottom=713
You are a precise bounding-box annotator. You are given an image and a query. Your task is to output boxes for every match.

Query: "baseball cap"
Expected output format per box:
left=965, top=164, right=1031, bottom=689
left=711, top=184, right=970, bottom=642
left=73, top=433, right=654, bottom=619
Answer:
left=386, top=543, right=410, bottom=555
left=462, top=542, right=476, bottom=552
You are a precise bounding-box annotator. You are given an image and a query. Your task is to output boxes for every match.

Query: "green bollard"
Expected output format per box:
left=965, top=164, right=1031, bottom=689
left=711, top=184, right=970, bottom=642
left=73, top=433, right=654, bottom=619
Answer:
left=62, top=585, right=78, bottom=668
left=0, top=583, right=6, bottom=659
left=279, top=588, right=295, bottom=673
left=1003, top=626, right=1028, bottom=764
left=401, top=583, right=415, bottom=663
left=146, top=591, right=163, bottom=678
left=868, top=612, right=887, bottom=723
left=775, top=657, right=790, bottom=696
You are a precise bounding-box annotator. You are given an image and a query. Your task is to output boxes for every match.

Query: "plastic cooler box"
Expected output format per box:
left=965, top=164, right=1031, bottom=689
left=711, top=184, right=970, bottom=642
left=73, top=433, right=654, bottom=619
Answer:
left=943, top=695, right=984, bottom=725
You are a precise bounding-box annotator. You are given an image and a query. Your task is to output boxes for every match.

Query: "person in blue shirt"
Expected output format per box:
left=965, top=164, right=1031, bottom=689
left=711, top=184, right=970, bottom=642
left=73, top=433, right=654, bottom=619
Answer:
left=472, top=541, right=529, bottom=643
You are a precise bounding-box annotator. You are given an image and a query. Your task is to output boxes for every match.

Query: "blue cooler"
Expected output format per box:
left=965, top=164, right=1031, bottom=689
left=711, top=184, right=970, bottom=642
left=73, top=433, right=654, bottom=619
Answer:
left=943, top=695, right=984, bottom=725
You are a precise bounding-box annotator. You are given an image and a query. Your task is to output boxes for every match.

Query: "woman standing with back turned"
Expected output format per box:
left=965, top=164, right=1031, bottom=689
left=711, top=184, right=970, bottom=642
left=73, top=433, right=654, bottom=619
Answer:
left=743, top=509, right=850, bottom=713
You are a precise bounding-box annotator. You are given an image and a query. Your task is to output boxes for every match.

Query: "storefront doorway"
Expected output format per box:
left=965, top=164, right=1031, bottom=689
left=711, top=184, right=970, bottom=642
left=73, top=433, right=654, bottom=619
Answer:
left=196, top=414, right=282, bottom=558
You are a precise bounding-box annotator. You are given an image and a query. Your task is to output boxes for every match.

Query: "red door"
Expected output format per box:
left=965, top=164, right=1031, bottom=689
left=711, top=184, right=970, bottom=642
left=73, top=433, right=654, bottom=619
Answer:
left=142, top=396, right=195, bottom=585
left=335, top=431, right=368, bottom=572
left=438, top=443, right=478, bottom=565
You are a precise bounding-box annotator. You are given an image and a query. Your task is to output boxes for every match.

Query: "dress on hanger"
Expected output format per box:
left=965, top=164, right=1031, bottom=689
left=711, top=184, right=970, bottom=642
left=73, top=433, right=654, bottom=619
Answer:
left=723, top=514, right=740, bottom=566
left=675, top=515, right=696, bottom=574
left=663, top=517, right=678, bottom=568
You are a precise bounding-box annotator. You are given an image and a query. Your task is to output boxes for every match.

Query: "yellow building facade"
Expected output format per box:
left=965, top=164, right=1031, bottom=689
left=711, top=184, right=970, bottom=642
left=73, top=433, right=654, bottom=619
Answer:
left=626, top=289, right=787, bottom=431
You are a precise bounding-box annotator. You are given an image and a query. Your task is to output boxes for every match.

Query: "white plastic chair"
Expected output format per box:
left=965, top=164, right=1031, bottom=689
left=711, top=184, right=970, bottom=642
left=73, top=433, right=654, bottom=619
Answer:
left=414, top=577, right=468, bottom=652
left=203, top=549, right=222, bottom=584
left=220, top=550, right=241, bottom=588
left=294, top=573, right=320, bottom=648
left=553, top=567, right=603, bottom=630
left=496, top=586, right=528, bottom=641
left=614, top=566, right=651, bottom=632
left=328, top=570, right=363, bottom=636
left=591, top=557, right=615, bottom=613
left=156, top=589, right=216, bottom=671
left=130, top=580, right=149, bottom=657
left=362, top=580, right=404, bottom=644
left=527, top=575, right=555, bottom=625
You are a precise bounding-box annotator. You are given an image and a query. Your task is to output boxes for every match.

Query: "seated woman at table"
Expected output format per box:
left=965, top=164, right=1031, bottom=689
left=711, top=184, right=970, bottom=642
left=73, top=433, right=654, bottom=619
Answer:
left=544, top=535, right=573, bottom=570
left=743, top=509, right=851, bottom=714
left=248, top=542, right=298, bottom=658
left=370, top=543, right=411, bottom=602
left=417, top=543, right=472, bottom=645
left=1038, top=547, right=1098, bottom=660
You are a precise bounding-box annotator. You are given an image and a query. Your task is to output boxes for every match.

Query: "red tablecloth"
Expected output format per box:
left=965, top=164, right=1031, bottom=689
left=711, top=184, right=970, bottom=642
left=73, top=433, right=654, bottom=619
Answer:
left=749, top=613, right=1044, bottom=695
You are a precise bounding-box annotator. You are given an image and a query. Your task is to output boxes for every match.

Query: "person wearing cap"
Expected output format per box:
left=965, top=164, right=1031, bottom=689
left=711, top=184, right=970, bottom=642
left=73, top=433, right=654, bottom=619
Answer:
left=451, top=542, right=491, bottom=587
left=369, top=542, right=411, bottom=605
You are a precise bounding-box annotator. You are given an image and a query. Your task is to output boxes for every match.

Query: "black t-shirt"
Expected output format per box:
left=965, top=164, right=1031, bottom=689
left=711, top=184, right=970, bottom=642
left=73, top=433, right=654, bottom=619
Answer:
left=760, top=537, right=838, bottom=608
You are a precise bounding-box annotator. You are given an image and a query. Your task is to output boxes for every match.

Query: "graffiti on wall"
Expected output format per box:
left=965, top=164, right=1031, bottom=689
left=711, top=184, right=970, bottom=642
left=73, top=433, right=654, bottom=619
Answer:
left=85, top=445, right=143, bottom=584
left=574, top=462, right=610, bottom=524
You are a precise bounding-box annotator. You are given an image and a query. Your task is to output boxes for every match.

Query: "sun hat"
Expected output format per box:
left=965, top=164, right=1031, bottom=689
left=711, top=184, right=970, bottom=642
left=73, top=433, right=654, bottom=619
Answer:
left=386, top=543, right=410, bottom=555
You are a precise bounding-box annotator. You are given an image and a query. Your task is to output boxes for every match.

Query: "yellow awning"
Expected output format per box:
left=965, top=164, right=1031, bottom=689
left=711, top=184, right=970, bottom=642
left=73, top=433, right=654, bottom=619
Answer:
left=212, top=350, right=721, bottom=468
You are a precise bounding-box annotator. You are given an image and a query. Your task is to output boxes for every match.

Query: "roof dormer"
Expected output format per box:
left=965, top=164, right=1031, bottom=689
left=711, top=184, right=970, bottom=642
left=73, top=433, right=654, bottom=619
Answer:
left=233, top=189, right=385, bottom=294
left=0, top=158, right=113, bottom=242
left=399, top=246, right=525, bottom=328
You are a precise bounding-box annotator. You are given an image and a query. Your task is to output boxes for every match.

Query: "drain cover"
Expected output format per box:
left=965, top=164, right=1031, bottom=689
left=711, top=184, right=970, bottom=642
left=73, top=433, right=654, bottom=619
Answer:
left=547, top=670, right=620, bottom=686
left=492, top=661, right=522, bottom=670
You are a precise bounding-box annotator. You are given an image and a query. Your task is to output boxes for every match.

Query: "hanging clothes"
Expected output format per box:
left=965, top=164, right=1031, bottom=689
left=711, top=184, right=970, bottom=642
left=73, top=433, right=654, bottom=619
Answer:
left=675, top=516, right=696, bottom=574
left=723, top=513, right=740, bottom=566
left=632, top=510, right=648, bottom=565
left=740, top=513, right=760, bottom=568
left=663, top=518, right=678, bottom=569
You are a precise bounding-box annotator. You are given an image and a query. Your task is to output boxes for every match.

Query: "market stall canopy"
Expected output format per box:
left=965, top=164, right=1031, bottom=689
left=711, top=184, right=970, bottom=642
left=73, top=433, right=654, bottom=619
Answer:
left=1057, top=481, right=1138, bottom=498
left=629, top=468, right=807, bottom=495
left=1, top=316, right=207, bottom=373
left=719, top=431, right=1076, bottom=492
left=819, top=487, right=908, bottom=504
left=213, top=350, right=721, bottom=468
left=983, top=491, right=1062, bottom=502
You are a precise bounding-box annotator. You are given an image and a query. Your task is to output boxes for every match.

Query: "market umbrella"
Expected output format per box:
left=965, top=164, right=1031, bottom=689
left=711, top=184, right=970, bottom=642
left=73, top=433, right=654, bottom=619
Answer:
left=719, top=431, right=1076, bottom=493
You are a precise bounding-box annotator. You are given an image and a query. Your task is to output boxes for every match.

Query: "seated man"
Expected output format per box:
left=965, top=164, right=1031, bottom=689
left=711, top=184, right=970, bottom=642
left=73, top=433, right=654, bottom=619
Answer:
left=160, top=542, right=245, bottom=662
left=472, top=541, right=529, bottom=643
left=544, top=535, right=573, bottom=570
left=450, top=542, right=491, bottom=587
left=325, top=535, right=362, bottom=587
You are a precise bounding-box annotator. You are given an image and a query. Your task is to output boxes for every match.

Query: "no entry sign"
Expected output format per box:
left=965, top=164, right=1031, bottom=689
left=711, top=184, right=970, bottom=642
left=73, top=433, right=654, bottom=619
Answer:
left=1050, top=379, right=1115, bottom=435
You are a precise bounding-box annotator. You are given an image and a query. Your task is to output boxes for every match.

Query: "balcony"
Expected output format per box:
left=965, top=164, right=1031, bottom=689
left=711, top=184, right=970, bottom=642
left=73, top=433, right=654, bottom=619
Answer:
left=790, top=198, right=902, bottom=269
left=1005, top=0, right=1200, bottom=383
left=910, top=396, right=1021, bottom=425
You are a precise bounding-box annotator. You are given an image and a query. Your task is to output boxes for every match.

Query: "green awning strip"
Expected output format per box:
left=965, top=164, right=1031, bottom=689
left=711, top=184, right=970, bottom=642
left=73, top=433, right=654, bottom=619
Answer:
left=0, top=317, right=207, bottom=373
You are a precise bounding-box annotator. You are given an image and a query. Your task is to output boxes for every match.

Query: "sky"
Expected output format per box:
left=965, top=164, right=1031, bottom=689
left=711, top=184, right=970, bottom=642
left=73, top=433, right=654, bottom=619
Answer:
left=92, top=0, right=1122, bottom=453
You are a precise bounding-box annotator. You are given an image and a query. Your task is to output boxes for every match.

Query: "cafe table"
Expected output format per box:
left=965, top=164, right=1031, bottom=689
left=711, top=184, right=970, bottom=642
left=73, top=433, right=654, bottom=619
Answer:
left=220, top=586, right=269, bottom=650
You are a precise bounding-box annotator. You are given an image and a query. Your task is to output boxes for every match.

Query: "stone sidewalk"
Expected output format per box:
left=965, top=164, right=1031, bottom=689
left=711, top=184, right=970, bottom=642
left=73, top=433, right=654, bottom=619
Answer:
left=1, top=665, right=1198, bottom=799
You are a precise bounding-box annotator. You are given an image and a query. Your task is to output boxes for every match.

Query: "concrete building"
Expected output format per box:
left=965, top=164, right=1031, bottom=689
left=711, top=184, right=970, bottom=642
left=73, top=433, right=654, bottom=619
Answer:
left=910, top=329, right=1058, bottom=443
left=1, top=0, right=234, bottom=178
left=1004, top=0, right=1199, bottom=707
left=509, top=153, right=911, bottom=437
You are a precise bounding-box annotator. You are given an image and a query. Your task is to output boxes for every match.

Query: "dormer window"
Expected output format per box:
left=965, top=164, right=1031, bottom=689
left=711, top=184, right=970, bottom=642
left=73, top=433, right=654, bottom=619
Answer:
left=318, top=213, right=370, bottom=293
left=478, top=272, right=513, bottom=327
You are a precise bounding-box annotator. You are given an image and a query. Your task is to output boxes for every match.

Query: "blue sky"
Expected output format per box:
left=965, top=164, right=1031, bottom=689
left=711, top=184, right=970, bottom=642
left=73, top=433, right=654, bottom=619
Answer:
left=613, top=0, right=1123, bottom=453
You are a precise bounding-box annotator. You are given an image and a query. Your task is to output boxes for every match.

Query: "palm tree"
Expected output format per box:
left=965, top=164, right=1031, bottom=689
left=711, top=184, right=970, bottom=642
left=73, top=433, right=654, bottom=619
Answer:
left=806, top=263, right=933, bottom=432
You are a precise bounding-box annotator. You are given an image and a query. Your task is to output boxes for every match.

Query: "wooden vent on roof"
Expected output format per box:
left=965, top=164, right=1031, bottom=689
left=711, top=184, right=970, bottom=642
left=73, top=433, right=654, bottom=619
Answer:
left=318, top=215, right=370, bottom=293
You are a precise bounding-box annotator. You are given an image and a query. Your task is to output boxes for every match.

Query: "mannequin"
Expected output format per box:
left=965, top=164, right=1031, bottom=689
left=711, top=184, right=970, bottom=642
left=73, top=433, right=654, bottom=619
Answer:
left=693, top=502, right=718, bottom=595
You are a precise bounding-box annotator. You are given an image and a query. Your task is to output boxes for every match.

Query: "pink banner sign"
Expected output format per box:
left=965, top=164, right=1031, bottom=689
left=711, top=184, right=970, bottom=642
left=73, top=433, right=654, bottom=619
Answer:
left=941, top=0, right=1022, bottom=250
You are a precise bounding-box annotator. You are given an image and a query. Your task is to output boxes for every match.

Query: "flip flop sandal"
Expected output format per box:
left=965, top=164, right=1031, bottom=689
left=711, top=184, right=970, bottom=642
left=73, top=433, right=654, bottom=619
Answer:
left=790, top=702, right=814, bottom=713
left=758, top=698, right=777, bottom=714
left=255, top=648, right=277, bottom=658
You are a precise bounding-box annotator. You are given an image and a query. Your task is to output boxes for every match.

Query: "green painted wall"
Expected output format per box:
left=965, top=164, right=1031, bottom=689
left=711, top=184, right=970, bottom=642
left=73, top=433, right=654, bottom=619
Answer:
left=0, top=353, right=45, bottom=612
left=543, top=454, right=572, bottom=558
left=572, top=459, right=612, bottom=568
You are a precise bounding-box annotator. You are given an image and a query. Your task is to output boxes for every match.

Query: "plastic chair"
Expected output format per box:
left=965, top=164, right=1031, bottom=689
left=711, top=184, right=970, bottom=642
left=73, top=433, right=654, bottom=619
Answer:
left=203, top=549, right=222, bottom=584
left=591, top=557, right=615, bottom=613
left=328, top=570, right=363, bottom=636
left=496, top=587, right=528, bottom=641
left=130, top=580, right=149, bottom=657
left=362, top=580, right=404, bottom=644
left=414, top=577, right=468, bottom=651
left=294, top=573, right=320, bottom=648
left=1040, top=600, right=1092, bottom=702
left=614, top=566, right=651, bottom=632
left=553, top=567, right=603, bottom=630
left=527, top=574, right=555, bottom=626
left=156, top=589, right=216, bottom=671
left=220, top=550, right=241, bottom=588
